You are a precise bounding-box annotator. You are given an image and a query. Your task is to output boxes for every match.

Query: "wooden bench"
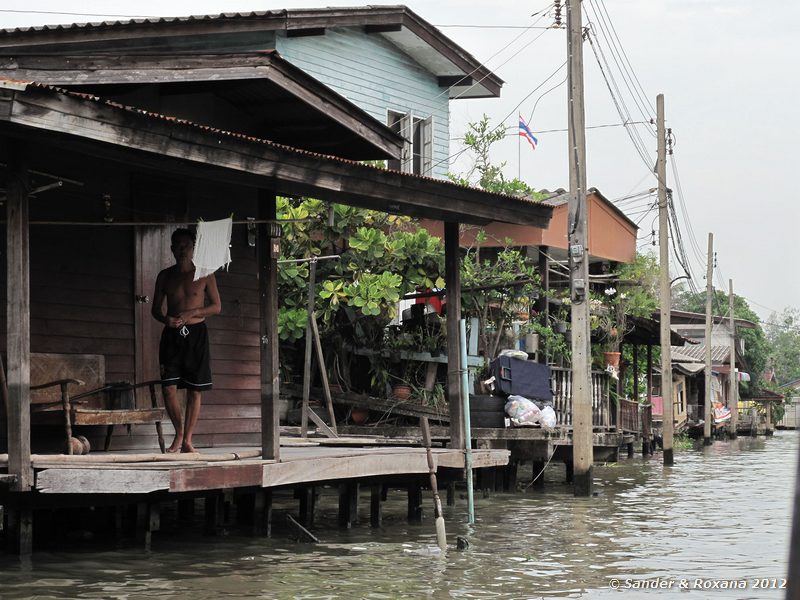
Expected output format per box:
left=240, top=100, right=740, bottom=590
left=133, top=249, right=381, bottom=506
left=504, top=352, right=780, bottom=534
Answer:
left=2, top=353, right=167, bottom=455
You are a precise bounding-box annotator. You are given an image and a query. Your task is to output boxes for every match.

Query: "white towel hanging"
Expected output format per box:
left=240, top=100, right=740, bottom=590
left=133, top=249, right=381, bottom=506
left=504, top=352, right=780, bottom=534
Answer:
left=193, top=217, right=232, bottom=281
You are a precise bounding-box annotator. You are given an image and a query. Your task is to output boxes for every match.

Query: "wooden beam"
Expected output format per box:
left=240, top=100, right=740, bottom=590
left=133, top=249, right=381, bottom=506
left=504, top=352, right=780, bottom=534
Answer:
left=438, top=75, right=473, bottom=88
left=286, top=27, right=326, bottom=37
left=365, top=24, right=402, bottom=33
left=259, top=191, right=281, bottom=461
left=444, top=222, right=464, bottom=450
left=6, top=147, right=32, bottom=491
left=0, top=89, right=552, bottom=227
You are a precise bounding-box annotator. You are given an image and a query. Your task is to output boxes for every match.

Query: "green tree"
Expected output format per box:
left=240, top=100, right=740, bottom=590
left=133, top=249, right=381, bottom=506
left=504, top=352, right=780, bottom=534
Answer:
left=448, top=114, right=547, bottom=199
left=764, top=308, right=800, bottom=384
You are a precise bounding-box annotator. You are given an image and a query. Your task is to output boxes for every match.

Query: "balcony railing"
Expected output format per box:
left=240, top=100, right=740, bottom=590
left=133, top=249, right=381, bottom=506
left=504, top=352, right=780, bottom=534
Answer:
left=551, top=367, right=612, bottom=430
left=619, top=398, right=641, bottom=433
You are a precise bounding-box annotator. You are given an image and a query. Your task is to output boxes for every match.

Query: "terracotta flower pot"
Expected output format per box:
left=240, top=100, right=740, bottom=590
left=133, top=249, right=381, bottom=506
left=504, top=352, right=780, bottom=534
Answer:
left=350, top=407, right=369, bottom=425
left=392, top=384, right=412, bottom=401
left=603, top=351, right=621, bottom=369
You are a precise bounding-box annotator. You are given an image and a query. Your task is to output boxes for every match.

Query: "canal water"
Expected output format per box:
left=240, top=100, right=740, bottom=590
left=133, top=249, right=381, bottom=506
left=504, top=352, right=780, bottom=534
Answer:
left=1, top=431, right=796, bottom=599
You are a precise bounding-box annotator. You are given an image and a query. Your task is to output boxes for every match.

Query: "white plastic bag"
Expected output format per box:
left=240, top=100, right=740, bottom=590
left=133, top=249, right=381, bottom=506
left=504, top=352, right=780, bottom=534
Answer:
left=540, top=405, right=557, bottom=431
left=504, top=395, right=542, bottom=426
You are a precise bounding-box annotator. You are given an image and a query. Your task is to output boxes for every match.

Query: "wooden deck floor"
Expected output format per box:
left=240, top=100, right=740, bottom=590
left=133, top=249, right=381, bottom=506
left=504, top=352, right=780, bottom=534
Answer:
left=4, top=439, right=509, bottom=495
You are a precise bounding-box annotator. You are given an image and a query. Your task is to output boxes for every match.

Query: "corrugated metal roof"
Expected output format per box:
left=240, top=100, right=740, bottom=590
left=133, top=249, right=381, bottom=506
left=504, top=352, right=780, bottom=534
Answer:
left=0, top=77, right=542, bottom=207
left=0, top=11, right=287, bottom=35
left=672, top=344, right=730, bottom=364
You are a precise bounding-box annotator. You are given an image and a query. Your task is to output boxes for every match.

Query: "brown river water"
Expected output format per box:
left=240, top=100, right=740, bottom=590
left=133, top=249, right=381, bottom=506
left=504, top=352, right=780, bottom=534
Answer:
left=1, top=431, right=796, bottom=599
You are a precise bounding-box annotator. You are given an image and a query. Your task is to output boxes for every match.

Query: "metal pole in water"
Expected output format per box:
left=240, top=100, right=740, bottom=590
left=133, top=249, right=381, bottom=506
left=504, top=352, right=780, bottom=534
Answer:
left=459, top=318, right=475, bottom=524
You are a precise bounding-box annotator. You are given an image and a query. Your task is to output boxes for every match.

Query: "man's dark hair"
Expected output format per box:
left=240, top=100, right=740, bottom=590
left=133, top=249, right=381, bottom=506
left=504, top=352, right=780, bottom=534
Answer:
left=171, top=228, right=196, bottom=246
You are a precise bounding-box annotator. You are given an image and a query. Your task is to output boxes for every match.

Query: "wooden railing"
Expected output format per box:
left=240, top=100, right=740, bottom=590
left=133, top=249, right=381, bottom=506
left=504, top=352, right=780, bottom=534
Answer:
left=619, top=398, right=640, bottom=433
left=551, top=367, right=612, bottom=430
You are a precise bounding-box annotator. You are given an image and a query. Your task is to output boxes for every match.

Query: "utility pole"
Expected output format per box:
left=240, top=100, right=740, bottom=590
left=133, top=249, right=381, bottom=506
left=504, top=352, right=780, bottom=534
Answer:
left=657, top=94, right=673, bottom=466
left=704, top=233, right=714, bottom=445
left=729, top=279, right=738, bottom=438
left=566, top=0, right=593, bottom=497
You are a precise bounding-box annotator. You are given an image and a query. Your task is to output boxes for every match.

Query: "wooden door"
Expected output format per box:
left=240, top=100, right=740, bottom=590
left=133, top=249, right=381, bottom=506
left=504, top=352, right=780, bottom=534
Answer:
left=134, top=226, right=173, bottom=405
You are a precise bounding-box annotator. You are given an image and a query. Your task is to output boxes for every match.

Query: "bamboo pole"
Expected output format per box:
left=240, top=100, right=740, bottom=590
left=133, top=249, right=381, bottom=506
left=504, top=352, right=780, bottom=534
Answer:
left=421, top=417, right=447, bottom=550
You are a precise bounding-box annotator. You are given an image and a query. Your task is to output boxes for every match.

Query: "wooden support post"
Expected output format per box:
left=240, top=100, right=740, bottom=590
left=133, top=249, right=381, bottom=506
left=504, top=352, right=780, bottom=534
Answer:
left=298, top=486, right=316, bottom=527
left=627, top=442, right=635, bottom=458
left=446, top=482, right=455, bottom=507
left=564, top=461, right=574, bottom=484
left=407, top=484, right=423, bottom=522
left=6, top=153, right=32, bottom=491
left=178, top=498, right=195, bottom=521
left=370, top=483, right=382, bottom=528
left=256, top=489, right=273, bottom=538
left=113, top=505, right=125, bottom=547
left=136, top=502, right=158, bottom=550
left=531, top=461, right=546, bottom=490
left=5, top=506, right=33, bottom=555
left=444, top=222, right=464, bottom=450
left=504, top=459, right=518, bottom=492
left=204, top=493, right=223, bottom=536
left=338, top=482, right=358, bottom=529
left=258, top=191, right=281, bottom=461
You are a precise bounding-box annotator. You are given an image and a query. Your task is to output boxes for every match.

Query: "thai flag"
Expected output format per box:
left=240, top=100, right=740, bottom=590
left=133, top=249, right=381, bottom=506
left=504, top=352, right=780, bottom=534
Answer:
left=519, top=115, right=538, bottom=150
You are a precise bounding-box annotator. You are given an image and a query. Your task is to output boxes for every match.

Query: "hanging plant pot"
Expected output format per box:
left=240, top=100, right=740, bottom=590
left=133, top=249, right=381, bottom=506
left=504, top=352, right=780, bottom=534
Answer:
left=603, top=351, right=621, bottom=369
left=554, top=321, right=568, bottom=334
left=392, top=384, right=413, bottom=401
left=350, top=407, right=369, bottom=425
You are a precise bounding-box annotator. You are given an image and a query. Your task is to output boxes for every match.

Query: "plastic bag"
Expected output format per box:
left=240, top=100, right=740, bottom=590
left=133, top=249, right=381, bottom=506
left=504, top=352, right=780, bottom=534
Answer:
left=504, top=395, right=542, bottom=426
left=540, top=405, right=557, bottom=431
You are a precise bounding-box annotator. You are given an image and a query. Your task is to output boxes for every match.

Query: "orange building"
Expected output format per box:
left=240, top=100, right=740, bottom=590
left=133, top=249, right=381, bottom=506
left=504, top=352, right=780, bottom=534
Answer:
left=420, top=187, right=637, bottom=265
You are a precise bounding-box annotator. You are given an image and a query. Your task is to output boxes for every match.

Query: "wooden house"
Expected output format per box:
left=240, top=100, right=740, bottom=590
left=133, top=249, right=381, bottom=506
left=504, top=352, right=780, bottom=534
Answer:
left=669, top=310, right=757, bottom=433
left=0, top=7, right=553, bottom=479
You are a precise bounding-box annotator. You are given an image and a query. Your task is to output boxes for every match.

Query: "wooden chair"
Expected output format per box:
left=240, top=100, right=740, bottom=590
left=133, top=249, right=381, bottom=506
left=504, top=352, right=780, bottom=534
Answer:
left=62, top=380, right=167, bottom=454
left=1, top=354, right=167, bottom=455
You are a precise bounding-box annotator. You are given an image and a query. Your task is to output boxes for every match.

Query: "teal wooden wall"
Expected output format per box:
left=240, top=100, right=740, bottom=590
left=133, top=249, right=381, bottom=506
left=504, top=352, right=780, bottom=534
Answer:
left=275, top=28, right=451, bottom=179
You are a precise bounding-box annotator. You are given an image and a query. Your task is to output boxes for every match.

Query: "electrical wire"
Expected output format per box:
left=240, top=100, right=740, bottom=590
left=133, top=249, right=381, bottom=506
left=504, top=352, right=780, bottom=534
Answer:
left=441, top=3, right=556, bottom=103
left=584, top=26, right=656, bottom=175
left=586, top=0, right=655, bottom=131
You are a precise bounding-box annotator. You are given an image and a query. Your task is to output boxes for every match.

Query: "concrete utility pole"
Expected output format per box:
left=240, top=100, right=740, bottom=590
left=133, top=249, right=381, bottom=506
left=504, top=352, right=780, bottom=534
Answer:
left=566, top=0, right=593, bottom=497
left=657, top=94, right=674, bottom=466
left=729, top=279, right=738, bottom=438
left=704, top=233, right=714, bottom=445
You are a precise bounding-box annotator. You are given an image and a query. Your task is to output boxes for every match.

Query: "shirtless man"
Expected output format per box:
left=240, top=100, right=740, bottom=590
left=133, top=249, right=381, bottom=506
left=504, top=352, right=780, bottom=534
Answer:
left=151, top=228, right=222, bottom=453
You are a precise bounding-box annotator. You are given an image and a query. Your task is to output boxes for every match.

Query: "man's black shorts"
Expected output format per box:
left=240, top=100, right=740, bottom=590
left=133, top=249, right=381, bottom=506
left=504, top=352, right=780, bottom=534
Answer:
left=159, top=322, right=213, bottom=391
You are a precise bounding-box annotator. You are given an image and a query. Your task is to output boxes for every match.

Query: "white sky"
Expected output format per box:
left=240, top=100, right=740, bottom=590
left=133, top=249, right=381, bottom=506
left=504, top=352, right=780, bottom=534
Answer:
left=2, top=1, right=797, bottom=321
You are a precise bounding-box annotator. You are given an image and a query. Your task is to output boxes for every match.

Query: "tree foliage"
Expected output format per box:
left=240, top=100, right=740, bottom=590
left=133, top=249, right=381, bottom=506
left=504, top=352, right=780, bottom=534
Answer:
left=764, top=308, right=800, bottom=384
left=447, top=114, right=547, bottom=199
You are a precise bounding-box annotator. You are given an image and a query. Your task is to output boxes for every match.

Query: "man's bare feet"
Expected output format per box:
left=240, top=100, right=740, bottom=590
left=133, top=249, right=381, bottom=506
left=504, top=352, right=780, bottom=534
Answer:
left=181, top=442, right=197, bottom=453
left=167, top=436, right=183, bottom=453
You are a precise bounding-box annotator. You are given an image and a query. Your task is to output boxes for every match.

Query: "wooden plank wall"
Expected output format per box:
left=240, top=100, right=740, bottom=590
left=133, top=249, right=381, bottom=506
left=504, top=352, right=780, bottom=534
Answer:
left=1, top=152, right=266, bottom=452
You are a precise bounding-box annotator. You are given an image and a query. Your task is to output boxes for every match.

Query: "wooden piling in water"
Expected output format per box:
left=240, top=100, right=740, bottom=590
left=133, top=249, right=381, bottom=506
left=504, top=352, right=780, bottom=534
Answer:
left=370, top=484, right=382, bottom=528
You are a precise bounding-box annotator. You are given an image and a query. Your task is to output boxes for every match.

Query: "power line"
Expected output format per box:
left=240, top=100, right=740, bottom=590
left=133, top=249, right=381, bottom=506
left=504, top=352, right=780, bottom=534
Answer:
left=584, top=26, right=656, bottom=176
left=586, top=0, right=655, bottom=130
left=442, top=3, right=556, bottom=103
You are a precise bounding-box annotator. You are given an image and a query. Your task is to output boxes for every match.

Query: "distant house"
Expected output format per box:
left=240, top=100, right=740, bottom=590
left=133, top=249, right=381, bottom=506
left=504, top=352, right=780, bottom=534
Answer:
left=668, top=311, right=757, bottom=433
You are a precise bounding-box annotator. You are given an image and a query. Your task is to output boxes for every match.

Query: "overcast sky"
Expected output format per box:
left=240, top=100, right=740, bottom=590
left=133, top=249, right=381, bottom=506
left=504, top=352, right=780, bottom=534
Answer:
left=2, top=1, right=796, bottom=321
